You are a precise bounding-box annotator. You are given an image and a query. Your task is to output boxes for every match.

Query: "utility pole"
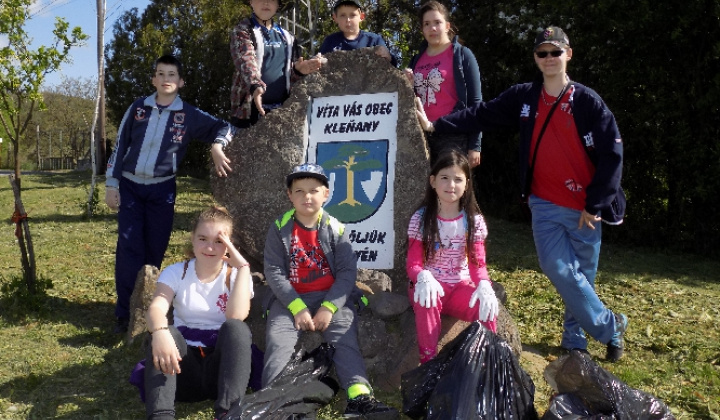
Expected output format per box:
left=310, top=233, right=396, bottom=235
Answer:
left=36, top=125, right=40, bottom=169
left=96, top=0, right=106, bottom=174
left=59, top=130, right=63, bottom=169
left=89, top=0, right=106, bottom=216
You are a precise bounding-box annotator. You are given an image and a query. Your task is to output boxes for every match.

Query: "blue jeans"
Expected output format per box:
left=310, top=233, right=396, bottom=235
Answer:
left=529, top=195, right=617, bottom=349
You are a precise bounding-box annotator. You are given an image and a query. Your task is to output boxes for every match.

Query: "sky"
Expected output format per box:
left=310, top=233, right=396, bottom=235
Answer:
left=12, top=0, right=152, bottom=88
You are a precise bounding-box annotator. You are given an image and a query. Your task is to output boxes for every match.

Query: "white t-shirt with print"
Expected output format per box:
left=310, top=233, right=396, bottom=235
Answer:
left=158, top=259, right=254, bottom=345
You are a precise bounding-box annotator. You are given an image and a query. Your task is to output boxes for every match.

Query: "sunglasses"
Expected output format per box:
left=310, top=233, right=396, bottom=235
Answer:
left=535, top=50, right=565, bottom=58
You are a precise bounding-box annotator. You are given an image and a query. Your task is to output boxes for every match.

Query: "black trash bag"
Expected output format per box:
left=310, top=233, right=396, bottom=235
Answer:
left=225, top=343, right=339, bottom=420
left=401, top=321, right=538, bottom=420
left=542, top=350, right=675, bottom=420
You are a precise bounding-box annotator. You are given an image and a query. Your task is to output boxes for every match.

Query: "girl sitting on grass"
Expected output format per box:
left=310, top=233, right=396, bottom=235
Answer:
left=144, top=205, right=253, bottom=420
left=406, top=150, right=498, bottom=364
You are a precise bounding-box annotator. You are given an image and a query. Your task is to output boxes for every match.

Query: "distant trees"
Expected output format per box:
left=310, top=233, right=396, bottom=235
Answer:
left=103, top=0, right=720, bottom=255
left=28, top=77, right=117, bottom=168
left=0, top=0, right=88, bottom=188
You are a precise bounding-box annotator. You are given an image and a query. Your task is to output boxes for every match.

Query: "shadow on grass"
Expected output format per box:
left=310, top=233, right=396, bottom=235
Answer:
left=0, top=294, right=115, bottom=338
left=0, top=292, right=214, bottom=419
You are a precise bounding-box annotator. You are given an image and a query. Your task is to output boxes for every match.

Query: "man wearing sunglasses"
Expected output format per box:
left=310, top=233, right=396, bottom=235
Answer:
left=415, top=26, right=628, bottom=362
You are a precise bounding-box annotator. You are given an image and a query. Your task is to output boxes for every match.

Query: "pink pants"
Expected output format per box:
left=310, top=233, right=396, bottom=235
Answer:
left=409, top=279, right=497, bottom=364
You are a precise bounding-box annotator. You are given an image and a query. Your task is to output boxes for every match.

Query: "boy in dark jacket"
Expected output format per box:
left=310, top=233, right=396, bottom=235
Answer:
left=263, top=163, right=398, bottom=419
left=105, top=55, right=235, bottom=333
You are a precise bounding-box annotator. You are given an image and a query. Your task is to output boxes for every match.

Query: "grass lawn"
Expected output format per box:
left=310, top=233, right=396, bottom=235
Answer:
left=0, top=171, right=718, bottom=419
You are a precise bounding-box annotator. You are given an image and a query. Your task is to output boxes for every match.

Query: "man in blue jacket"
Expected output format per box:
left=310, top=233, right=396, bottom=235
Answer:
left=417, top=26, right=628, bottom=362
left=105, top=55, right=235, bottom=333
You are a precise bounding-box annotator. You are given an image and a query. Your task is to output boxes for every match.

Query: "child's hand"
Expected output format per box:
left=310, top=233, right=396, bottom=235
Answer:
left=469, top=280, right=498, bottom=322
left=468, top=150, right=481, bottom=168
left=253, top=87, right=266, bottom=116
left=210, top=143, right=232, bottom=177
left=294, top=56, right=323, bottom=75
left=105, top=187, right=120, bottom=211
left=403, top=68, right=414, bottom=84
left=218, top=231, right=249, bottom=269
left=312, top=306, right=333, bottom=332
left=294, top=308, right=315, bottom=331
left=151, top=329, right=182, bottom=375
left=415, top=97, right=434, bottom=132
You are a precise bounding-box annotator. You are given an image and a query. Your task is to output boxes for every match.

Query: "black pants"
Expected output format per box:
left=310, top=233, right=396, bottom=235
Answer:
left=144, top=319, right=252, bottom=419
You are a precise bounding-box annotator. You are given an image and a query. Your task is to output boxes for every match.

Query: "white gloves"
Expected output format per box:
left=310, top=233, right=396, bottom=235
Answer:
left=414, top=270, right=445, bottom=308
left=469, top=280, right=498, bottom=322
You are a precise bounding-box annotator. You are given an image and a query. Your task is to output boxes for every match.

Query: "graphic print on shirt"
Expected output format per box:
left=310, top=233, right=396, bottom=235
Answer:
left=414, top=63, right=445, bottom=107
left=289, top=233, right=331, bottom=285
left=216, top=291, right=229, bottom=313
left=565, top=178, right=583, bottom=193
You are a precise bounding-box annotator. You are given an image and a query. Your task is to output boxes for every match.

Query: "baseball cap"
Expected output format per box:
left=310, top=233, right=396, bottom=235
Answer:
left=286, top=163, right=329, bottom=188
left=534, top=26, right=570, bottom=51
left=333, top=0, right=362, bottom=12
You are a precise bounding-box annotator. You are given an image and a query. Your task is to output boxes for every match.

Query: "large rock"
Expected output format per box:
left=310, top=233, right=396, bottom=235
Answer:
left=212, top=48, right=428, bottom=291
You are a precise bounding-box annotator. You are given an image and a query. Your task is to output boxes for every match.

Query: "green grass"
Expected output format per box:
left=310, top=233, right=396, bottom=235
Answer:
left=1, top=171, right=719, bottom=419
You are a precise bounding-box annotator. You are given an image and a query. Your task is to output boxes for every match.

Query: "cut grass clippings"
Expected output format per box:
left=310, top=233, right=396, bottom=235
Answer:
left=1, top=171, right=719, bottom=419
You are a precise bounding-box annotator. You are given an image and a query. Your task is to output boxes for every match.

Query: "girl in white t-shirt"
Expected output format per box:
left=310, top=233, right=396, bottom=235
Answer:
left=407, top=150, right=498, bottom=364
left=144, top=206, right=253, bottom=420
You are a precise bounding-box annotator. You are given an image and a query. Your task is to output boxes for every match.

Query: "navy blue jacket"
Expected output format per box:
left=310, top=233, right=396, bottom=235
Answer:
left=319, top=30, right=398, bottom=67
left=409, top=36, right=483, bottom=150
left=107, top=94, right=234, bottom=188
left=434, top=79, right=624, bottom=221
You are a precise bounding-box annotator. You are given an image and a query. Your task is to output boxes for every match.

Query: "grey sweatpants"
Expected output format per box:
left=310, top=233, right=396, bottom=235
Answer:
left=262, top=294, right=369, bottom=390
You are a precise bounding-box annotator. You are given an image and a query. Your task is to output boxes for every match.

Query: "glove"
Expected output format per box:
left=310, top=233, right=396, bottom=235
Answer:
left=469, top=280, right=498, bottom=322
left=413, top=270, right=445, bottom=308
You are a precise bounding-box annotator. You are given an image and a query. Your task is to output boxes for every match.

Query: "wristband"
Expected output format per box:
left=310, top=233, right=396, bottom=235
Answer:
left=287, top=298, right=307, bottom=316
left=321, top=301, right=338, bottom=314
left=150, top=326, right=169, bottom=334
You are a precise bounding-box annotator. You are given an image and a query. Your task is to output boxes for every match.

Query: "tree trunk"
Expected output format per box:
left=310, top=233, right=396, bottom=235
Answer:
left=9, top=174, right=36, bottom=292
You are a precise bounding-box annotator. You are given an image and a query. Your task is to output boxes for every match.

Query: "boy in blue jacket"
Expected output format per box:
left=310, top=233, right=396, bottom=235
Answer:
left=417, top=27, right=629, bottom=362
left=105, top=55, right=235, bottom=334
left=263, top=163, right=398, bottom=419
left=319, top=0, right=397, bottom=67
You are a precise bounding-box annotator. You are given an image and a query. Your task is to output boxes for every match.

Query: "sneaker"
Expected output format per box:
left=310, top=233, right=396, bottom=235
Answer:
left=113, top=317, right=129, bottom=334
left=606, top=313, right=628, bottom=362
left=344, top=395, right=399, bottom=419
left=213, top=411, right=227, bottom=420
